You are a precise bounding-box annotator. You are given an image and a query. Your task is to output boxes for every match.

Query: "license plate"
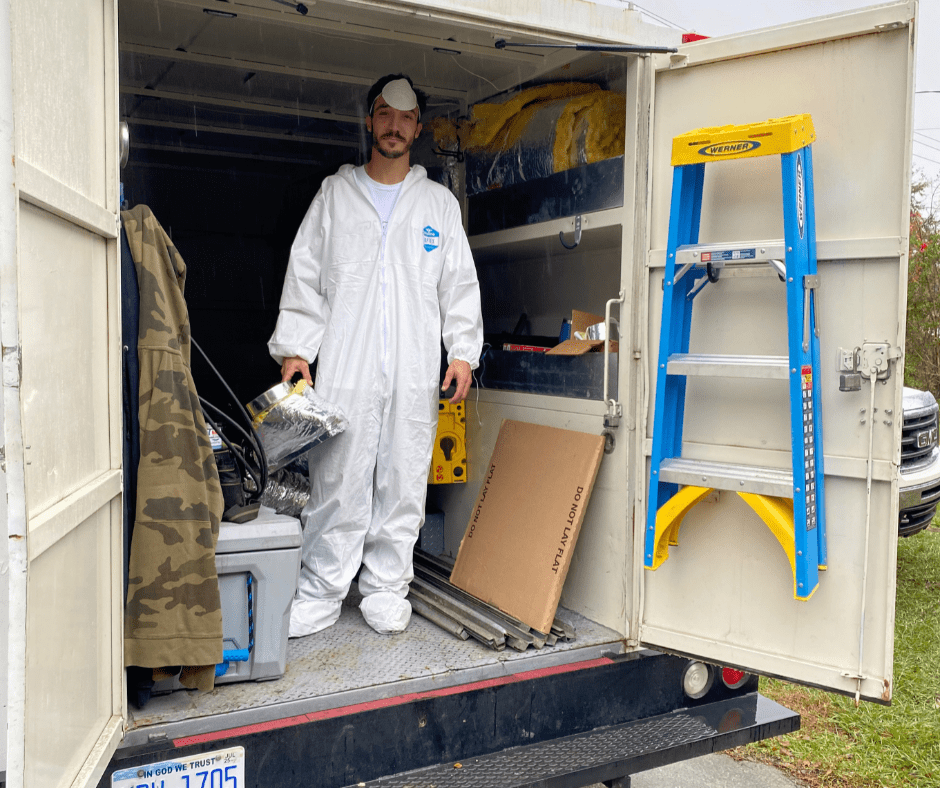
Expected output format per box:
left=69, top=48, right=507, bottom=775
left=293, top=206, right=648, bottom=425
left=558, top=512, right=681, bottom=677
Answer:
left=111, top=747, right=245, bottom=788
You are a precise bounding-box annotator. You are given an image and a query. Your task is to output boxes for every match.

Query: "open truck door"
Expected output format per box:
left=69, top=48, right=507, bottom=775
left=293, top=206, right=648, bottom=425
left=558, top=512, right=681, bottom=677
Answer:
left=637, top=1, right=916, bottom=703
left=1, top=0, right=125, bottom=785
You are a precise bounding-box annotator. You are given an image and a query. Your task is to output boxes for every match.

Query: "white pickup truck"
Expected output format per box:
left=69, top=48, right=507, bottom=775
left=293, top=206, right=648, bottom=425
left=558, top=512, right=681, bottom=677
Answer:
left=900, top=387, right=940, bottom=536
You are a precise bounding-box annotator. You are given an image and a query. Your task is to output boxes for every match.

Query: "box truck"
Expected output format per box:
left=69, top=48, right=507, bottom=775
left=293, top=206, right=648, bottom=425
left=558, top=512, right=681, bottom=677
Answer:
left=0, top=0, right=919, bottom=786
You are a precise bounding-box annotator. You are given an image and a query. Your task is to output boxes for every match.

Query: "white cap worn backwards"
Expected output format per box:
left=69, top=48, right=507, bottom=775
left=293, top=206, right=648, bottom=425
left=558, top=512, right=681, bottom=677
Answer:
left=374, top=78, right=419, bottom=114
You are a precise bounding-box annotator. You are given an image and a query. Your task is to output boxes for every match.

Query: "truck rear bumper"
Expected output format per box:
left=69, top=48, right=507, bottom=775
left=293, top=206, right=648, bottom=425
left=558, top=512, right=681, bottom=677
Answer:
left=354, top=692, right=798, bottom=788
left=102, top=651, right=798, bottom=788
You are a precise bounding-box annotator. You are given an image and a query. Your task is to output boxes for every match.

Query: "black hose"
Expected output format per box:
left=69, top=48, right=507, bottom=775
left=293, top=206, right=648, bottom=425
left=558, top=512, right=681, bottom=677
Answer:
left=200, top=408, right=262, bottom=494
left=200, top=398, right=266, bottom=495
left=191, top=337, right=269, bottom=498
left=190, top=337, right=268, bottom=467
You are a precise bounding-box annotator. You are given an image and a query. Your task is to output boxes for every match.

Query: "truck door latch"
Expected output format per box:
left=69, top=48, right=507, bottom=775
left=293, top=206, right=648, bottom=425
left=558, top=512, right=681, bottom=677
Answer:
left=857, top=342, right=902, bottom=381
left=838, top=342, right=902, bottom=390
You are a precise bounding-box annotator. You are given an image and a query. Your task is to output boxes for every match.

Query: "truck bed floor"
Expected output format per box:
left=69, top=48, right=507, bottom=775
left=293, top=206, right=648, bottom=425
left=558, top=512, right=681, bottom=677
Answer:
left=122, top=587, right=624, bottom=748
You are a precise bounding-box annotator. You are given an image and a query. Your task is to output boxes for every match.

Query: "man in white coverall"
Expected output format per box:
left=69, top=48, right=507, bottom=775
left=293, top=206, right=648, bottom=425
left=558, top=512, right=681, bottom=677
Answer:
left=269, top=74, right=484, bottom=636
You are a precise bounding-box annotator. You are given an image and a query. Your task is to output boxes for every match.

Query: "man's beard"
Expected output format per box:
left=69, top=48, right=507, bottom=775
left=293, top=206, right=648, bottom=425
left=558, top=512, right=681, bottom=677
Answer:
left=372, top=131, right=413, bottom=159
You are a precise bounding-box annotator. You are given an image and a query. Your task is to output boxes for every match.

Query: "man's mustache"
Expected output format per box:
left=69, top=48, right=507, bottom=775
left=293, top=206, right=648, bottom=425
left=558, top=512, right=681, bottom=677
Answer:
left=381, top=132, right=407, bottom=142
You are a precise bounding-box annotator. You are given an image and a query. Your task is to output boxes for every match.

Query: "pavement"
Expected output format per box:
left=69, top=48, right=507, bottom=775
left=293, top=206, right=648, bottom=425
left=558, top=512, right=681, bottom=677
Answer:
left=588, top=753, right=805, bottom=788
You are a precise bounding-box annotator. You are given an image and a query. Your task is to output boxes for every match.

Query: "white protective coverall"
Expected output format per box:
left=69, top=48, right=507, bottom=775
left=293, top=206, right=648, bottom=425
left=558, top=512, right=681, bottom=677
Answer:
left=269, top=163, right=483, bottom=635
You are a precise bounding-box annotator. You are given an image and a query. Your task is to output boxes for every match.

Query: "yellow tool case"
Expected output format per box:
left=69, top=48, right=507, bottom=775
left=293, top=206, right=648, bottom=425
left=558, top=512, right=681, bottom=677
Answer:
left=428, top=400, right=468, bottom=484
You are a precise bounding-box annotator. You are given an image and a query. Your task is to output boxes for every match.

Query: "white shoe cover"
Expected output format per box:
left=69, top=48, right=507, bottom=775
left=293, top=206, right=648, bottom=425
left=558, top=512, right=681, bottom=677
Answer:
left=288, top=597, right=343, bottom=638
left=360, top=592, right=412, bottom=634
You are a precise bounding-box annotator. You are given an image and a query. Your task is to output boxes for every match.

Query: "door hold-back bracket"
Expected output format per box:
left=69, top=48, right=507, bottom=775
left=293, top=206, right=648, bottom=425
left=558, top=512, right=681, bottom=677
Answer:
left=603, top=290, right=625, bottom=447
left=559, top=215, right=582, bottom=250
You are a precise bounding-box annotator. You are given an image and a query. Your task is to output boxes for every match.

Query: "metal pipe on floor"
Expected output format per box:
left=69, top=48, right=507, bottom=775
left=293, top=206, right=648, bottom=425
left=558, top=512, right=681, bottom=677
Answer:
left=408, top=583, right=507, bottom=650
left=408, top=596, right=470, bottom=641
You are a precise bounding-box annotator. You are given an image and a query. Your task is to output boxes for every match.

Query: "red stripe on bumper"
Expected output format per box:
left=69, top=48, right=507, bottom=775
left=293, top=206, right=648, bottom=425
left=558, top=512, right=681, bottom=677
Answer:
left=173, top=656, right=615, bottom=748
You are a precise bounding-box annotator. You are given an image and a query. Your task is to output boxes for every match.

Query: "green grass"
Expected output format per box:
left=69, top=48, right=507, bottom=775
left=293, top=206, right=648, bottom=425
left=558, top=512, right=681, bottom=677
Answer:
left=733, top=527, right=940, bottom=787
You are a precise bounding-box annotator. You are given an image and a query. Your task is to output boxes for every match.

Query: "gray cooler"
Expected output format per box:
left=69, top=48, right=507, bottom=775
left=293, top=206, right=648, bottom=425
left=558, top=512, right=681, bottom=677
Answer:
left=214, top=506, right=302, bottom=684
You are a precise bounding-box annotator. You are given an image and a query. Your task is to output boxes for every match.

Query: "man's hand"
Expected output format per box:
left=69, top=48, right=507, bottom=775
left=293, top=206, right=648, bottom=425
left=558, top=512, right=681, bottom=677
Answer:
left=281, top=356, right=313, bottom=385
left=442, top=359, right=472, bottom=403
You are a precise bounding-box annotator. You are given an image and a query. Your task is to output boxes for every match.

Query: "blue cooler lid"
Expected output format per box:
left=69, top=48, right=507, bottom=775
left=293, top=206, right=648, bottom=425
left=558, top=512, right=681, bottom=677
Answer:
left=216, top=506, right=302, bottom=554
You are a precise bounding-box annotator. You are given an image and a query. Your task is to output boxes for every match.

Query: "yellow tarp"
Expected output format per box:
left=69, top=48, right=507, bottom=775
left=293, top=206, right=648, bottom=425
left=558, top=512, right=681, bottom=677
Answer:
left=450, top=82, right=626, bottom=177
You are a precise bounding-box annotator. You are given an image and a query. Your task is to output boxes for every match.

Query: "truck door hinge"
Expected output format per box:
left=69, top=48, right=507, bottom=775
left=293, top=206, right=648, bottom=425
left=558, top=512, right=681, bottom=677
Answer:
left=669, top=52, right=689, bottom=68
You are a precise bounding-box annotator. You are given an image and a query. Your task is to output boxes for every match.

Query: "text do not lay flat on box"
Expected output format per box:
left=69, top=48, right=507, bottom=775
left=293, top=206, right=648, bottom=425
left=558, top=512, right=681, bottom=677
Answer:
left=450, top=420, right=605, bottom=633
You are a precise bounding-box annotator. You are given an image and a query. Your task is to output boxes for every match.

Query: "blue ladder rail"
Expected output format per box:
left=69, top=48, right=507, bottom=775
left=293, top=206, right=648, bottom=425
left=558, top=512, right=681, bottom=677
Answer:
left=645, top=115, right=826, bottom=601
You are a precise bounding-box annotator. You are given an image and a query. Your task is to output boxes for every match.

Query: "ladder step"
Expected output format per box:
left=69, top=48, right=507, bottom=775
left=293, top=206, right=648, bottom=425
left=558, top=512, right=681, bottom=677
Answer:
left=670, top=114, right=816, bottom=166
left=667, top=353, right=789, bottom=380
left=659, top=458, right=793, bottom=498
left=676, top=240, right=785, bottom=267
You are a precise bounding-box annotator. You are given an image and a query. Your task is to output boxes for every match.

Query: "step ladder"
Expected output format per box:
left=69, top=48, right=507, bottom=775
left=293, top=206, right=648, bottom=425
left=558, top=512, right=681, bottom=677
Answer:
left=645, top=115, right=826, bottom=601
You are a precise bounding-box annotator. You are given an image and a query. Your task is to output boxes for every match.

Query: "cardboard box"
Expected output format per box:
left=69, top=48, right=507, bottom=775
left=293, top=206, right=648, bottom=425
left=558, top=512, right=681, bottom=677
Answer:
left=449, top=420, right=605, bottom=633
left=546, top=309, right=619, bottom=356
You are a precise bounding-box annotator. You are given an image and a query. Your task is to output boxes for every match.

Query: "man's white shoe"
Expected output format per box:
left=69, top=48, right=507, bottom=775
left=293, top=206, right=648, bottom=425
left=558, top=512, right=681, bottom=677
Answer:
left=360, top=592, right=411, bottom=634
left=288, top=597, right=343, bottom=638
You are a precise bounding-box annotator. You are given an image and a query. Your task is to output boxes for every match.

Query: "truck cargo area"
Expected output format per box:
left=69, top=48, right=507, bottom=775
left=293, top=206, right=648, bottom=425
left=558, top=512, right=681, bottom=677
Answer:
left=121, top=590, right=625, bottom=747
left=118, top=1, right=646, bottom=737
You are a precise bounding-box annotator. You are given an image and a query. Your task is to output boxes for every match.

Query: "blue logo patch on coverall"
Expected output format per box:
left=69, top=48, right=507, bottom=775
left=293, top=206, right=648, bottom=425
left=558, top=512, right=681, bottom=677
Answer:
left=423, top=226, right=440, bottom=252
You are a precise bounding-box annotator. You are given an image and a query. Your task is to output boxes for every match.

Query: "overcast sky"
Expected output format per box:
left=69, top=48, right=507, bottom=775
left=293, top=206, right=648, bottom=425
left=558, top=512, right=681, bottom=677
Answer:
left=594, top=0, right=939, bottom=188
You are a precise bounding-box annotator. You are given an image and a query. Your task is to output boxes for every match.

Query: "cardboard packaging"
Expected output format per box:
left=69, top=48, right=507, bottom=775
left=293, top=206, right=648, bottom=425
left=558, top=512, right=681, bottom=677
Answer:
left=546, top=309, right=619, bottom=356
left=449, top=420, right=605, bottom=633
left=428, top=399, right=468, bottom=484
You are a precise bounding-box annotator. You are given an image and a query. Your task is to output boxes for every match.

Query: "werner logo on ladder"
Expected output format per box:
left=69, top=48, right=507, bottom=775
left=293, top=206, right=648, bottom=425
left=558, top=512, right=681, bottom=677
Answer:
left=646, top=114, right=826, bottom=601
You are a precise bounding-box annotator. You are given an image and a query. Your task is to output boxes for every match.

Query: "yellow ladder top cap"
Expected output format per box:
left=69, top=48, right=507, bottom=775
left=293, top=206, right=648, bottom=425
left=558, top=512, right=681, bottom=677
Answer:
left=671, top=113, right=816, bottom=166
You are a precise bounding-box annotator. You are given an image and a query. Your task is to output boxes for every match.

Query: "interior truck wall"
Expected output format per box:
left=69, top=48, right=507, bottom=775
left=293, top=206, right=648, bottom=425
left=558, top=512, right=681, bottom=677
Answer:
left=120, top=155, right=351, bottom=400
left=477, top=246, right=621, bottom=336
left=433, top=53, right=650, bottom=641
left=434, top=392, right=629, bottom=635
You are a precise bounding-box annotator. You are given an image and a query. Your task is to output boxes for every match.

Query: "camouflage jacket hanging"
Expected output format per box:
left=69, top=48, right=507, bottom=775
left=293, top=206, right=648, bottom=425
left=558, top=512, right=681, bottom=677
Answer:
left=122, top=205, right=223, bottom=692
